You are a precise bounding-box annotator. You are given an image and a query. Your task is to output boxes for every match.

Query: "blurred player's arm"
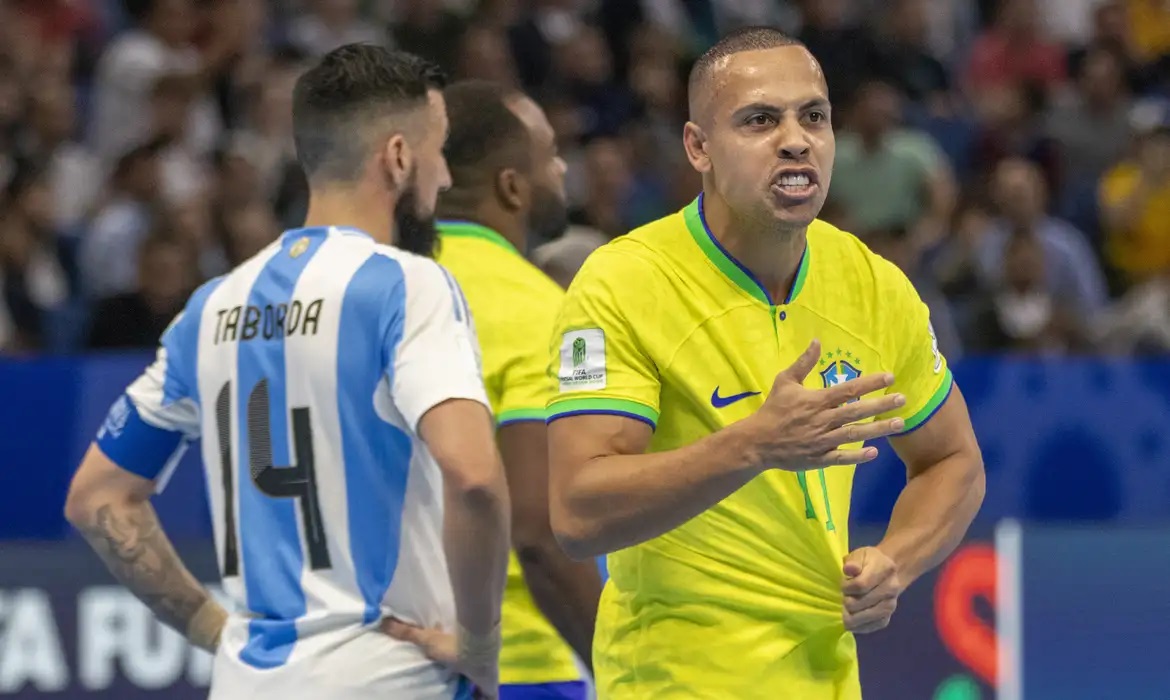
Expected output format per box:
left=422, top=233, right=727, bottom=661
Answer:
left=498, top=420, right=600, bottom=670
left=65, top=444, right=227, bottom=652
left=881, top=389, right=984, bottom=585
left=420, top=401, right=511, bottom=638
left=64, top=322, right=227, bottom=652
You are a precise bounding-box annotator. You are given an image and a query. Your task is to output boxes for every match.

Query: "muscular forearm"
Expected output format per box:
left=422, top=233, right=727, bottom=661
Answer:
left=878, top=453, right=985, bottom=587
left=516, top=543, right=601, bottom=670
left=74, top=500, right=227, bottom=651
left=443, top=480, right=511, bottom=636
left=554, top=424, right=759, bottom=558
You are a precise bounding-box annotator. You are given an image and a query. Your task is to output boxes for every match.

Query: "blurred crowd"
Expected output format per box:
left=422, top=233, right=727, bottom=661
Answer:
left=0, top=0, right=1168, bottom=357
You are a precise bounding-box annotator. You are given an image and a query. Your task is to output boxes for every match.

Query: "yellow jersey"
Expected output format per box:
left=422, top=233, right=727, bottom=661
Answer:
left=436, top=221, right=581, bottom=686
left=1098, top=161, right=1170, bottom=282
left=547, top=196, right=953, bottom=699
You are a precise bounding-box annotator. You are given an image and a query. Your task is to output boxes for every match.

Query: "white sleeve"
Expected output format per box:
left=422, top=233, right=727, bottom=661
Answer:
left=389, top=259, right=490, bottom=431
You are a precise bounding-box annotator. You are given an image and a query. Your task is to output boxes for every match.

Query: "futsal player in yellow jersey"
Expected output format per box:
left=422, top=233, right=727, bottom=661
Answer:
left=546, top=29, right=985, bottom=699
left=398, top=80, right=602, bottom=700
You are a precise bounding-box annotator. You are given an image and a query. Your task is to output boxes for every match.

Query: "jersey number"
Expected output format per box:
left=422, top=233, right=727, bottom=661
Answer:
left=215, top=380, right=332, bottom=576
left=797, top=470, right=836, bottom=531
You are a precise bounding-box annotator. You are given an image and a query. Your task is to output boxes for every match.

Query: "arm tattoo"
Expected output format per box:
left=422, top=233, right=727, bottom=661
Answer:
left=77, top=502, right=211, bottom=636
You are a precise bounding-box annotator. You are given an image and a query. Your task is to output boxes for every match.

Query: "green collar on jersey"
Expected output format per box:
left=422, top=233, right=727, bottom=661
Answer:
left=436, top=220, right=520, bottom=255
left=682, top=194, right=810, bottom=306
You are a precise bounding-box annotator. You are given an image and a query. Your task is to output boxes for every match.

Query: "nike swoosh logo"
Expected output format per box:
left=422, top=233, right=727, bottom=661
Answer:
left=710, top=387, right=761, bottom=408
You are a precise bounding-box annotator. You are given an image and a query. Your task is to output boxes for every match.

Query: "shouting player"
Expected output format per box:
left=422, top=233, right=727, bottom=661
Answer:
left=388, top=80, right=603, bottom=700
left=546, top=28, right=985, bottom=699
left=65, top=45, right=510, bottom=699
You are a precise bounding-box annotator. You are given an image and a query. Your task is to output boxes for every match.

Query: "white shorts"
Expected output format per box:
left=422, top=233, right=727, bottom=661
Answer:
left=208, top=619, right=466, bottom=700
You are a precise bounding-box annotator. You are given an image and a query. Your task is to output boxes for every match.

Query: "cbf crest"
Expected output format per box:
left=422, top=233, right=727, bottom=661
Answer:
left=819, top=348, right=862, bottom=402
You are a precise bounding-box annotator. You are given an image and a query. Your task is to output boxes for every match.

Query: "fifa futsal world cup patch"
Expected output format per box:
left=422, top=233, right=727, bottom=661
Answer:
left=559, top=328, right=606, bottom=391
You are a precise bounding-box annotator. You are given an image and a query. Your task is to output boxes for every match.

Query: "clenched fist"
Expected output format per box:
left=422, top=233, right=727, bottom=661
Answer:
left=841, top=547, right=904, bottom=634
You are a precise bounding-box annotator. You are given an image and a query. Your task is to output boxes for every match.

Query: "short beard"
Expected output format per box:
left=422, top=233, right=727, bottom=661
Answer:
left=394, top=180, right=439, bottom=258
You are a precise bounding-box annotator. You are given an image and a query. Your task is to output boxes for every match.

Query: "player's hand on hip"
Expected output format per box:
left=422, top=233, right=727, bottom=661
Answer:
left=743, top=340, right=907, bottom=471
left=381, top=618, right=501, bottom=697
left=841, top=547, right=903, bottom=634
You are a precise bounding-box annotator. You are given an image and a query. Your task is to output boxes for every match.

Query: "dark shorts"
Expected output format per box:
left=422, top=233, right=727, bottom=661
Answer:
left=499, top=681, right=589, bottom=699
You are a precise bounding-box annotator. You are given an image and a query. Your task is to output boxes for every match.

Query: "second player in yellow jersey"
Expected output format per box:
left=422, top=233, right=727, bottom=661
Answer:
left=439, top=220, right=584, bottom=688
left=435, top=81, right=602, bottom=700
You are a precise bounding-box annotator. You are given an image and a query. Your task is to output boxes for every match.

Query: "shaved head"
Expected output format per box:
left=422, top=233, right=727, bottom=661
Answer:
left=681, top=28, right=834, bottom=233
left=688, top=27, right=810, bottom=125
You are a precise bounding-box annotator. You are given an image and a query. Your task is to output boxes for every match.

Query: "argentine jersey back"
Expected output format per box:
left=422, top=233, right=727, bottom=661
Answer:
left=96, top=226, right=487, bottom=697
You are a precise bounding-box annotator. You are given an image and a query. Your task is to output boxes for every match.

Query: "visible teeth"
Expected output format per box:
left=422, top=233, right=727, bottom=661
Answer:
left=779, top=174, right=810, bottom=187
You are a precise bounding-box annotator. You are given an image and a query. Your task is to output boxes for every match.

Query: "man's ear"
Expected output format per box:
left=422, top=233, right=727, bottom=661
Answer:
left=383, top=133, right=413, bottom=188
left=494, top=168, right=527, bottom=212
left=682, top=121, right=711, bottom=175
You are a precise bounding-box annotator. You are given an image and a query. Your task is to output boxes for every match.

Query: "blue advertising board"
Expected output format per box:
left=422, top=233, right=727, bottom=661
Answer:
left=1014, top=526, right=1170, bottom=700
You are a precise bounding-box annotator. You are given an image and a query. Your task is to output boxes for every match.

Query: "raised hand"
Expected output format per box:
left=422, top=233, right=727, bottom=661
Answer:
left=740, top=340, right=906, bottom=471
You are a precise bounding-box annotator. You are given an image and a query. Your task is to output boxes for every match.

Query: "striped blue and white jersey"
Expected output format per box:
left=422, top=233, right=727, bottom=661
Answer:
left=95, top=226, right=487, bottom=699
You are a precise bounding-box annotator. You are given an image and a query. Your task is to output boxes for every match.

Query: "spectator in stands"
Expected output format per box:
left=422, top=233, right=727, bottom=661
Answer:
left=0, top=59, right=24, bottom=163
left=79, top=138, right=166, bottom=300
left=965, top=0, right=1068, bottom=99
left=967, top=231, right=1082, bottom=353
left=933, top=201, right=995, bottom=334
left=86, top=233, right=197, bottom=349
left=1098, top=98, right=1170, bottom=287
left=211, top=139, right=265, bottom=217
left=573, top=135, right=664, bottom=237
left=554, top=26, right=638, bottom=139
left=90, top=0, right=240, bottom=163
left=971, top=80, right=1062, bottom=193
left=0, top=165, right=70, bottom=353
left=875, top=0, right=955, bottom=115
left=1045, top=47, right=1134, bottom=186
left=166, top=197, right=227, bottom=282
left=1067, top=0, right=1148, bottom=92
left=232, top=52, right=308, bottom=228
left=389, top=0, right=467, bottom=76
left=221, top=198, right=280, bottom=268
left=626, top=25, right=686, bottom=169
left=149, top=74, right=209, bottom=205
left=976, top=157, right=1108, bottom=313
left=1092, top=269, right=1170, bottom=354
left=798, top=0, right=882, bottom=111
left=830, top=80, right=957, bottom=250
left=508, top=0, right=587, bottom=91
left=287, top=0, right=384, bottom=58
left=1123, top=0, right=1170, bottom=71
left=454, top=23, right=521, bottom=88
left=23, top=82, right=101, bottom=234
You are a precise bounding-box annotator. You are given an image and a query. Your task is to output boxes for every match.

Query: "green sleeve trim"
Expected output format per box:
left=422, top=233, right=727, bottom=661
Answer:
left=902, top=369, right=954, bottom=433
left=496, top=408, right=548, bottom=425
left=547, top=397, right=659, bottom=428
